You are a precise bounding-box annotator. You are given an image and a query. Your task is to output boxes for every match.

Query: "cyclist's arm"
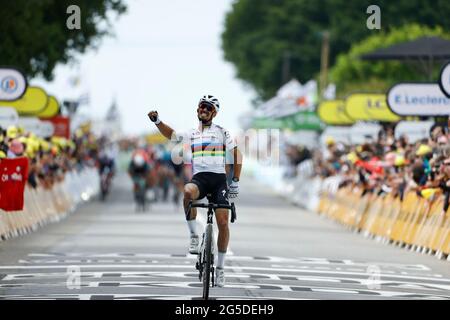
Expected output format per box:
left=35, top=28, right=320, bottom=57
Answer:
left=232, top=147, right=243, bottom=180
left=223, top=129, right=242, bottom=180
left=155, top=121, right=175, bottom=140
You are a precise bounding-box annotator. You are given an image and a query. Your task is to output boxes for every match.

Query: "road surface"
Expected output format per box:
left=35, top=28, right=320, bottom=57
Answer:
left=0, top=173, right=449, bottom=300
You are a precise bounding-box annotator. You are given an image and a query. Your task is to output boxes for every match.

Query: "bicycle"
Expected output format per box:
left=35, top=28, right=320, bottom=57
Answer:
left=133, top=176, right=148, bottom=212
left=100, top=167, right=112, bottom=201
left=186, top=196, right=237, bottom=300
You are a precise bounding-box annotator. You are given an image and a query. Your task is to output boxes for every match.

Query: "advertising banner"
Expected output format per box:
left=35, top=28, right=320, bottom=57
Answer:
left=39, top=121, right=55, bottom=138
left=387, top=83, right=450, bottom=116
left=349, top=122, right=382, bottom=144
left=252, top=111, right=324, bottom=131
left=0, top=67, right=27, bottom=101
left=346, top=93, right=400, bottom=122
left=47, top=116, right=70, bottom=139
left=17, top=117, right=42, bottom=136
left=17, top=117, right=55, bottom=138
left=395, top=121, right=435, bottom=143
left=0, top=107, right=19, bottom=128
left=146, top=133, right=167, bottom=144
left=37, top=95, right=60, bottom=118
left=320, top=127, right=352, bottom=145
left=439, top=62, right=450, bottom=98
left=258, top=79, right=318, bottom=119
left=0, top=86, right=48, bottom=114
left=0, top=157, right=29, bottom=211
left=317, top=100, right=354, bottom=125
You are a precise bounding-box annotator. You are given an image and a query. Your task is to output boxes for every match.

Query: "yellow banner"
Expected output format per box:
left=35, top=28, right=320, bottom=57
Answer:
left=0, top=86, right=48, bottom=115
left=146, top=132, right=167, bottom=144
left=345, top=94, right=401, bottom=122
left=37, top=95, right=60, bottom=118
left=317, top=100, right=354, bottom=125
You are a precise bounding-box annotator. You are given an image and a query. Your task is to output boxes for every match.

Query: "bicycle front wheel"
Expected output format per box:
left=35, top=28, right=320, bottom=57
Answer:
left=202, top=224, right=213, bottom=300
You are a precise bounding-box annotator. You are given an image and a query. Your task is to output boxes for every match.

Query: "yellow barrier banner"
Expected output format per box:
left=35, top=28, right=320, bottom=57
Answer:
left=345, top=94, right=401, bottom=122
left=0, top=86, right=48, bottom=115
left=37, top=95, right=60, bottom=118
left=318, top=187, right=450, bottom=256
left=317, top=100, right=354, bottom=125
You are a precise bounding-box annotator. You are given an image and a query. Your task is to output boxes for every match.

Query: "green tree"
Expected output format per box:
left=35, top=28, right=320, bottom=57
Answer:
left=0, top=0, right=127, bottom=80
left=330, top=24, right=450, bottom=97
left=222, top=0, right=450, bottom=101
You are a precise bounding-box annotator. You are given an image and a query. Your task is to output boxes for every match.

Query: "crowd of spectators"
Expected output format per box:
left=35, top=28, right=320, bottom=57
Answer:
left=283, top=144, right=313, bottom=178
left=314, top=123, right=450, bottom=212
left=0, top=124, right=102, bottom=190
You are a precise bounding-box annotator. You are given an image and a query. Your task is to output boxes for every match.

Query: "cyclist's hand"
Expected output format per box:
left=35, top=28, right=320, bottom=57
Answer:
left=228, top=180, right=239, bottom=198
left=148, top=110, right=160, bottom=123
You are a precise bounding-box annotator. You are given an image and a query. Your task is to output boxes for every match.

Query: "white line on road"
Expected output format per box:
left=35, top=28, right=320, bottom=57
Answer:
left=1, top=281, right=449, bottom=299
left=0, top=264, right=448, bottom=283
left=3, top=271, right=450, bottom=291
left=24, top=253, right=431, bottom=271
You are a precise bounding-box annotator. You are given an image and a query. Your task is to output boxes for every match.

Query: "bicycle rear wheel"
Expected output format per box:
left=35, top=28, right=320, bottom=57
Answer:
left=202, top=224, right=213, bottom=300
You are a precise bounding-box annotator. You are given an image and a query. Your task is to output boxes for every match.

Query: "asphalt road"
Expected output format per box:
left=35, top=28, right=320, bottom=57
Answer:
left=0, top=173, right=449, bottom=300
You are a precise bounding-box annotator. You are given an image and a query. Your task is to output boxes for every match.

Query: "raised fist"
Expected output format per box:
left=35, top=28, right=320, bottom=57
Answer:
left=148, top=110, right=159, bottom=123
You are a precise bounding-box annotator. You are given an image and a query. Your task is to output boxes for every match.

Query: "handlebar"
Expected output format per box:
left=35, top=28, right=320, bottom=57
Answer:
left=186, top=201, right=237, bottom=223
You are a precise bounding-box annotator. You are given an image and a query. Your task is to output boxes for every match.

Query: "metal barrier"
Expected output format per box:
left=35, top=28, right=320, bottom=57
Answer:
left=0, top=167, right=99, bottom=241
left=245, top=160, right=449, bottom=261
left=318, top=183, right=450, bottom=261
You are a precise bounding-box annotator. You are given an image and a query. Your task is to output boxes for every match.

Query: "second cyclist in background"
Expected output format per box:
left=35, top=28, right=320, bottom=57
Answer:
left=128, top=150, right=151, bottom=211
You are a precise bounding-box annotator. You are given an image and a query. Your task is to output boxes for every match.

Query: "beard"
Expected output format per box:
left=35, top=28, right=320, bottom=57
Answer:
left=198, top=116, right=212, bottom=125
left=198, top=112, right=213, bottom=125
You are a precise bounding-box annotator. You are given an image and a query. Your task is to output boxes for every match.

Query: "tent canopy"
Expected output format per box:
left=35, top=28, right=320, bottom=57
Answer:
left=360, top=36, right=450, bottom=61
left=360, top=37, right=450, bottom=80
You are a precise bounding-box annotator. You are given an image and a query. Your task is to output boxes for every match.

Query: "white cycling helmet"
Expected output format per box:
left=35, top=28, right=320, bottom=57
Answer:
left=133, top=154, right=145, bottom=167
left=198, top=95, right=220, bottom=112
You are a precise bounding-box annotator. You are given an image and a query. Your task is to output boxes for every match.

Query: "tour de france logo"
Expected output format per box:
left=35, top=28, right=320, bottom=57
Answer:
left=1, top=76, right=18, bottom=93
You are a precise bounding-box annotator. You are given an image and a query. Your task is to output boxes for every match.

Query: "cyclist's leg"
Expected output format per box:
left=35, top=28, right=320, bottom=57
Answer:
left=215, top=208, right=229, bottom=253
left=215, top=207, right=229, bottom=287
left=213, top=174, right=230, bottom=271
left=184, top=173, right=208, bottom=218
left=183, top=183, right=200, bottom=220
left=184, top=181, right=203, bottom=253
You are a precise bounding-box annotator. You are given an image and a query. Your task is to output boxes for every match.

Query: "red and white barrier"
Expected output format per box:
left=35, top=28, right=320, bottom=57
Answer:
left=0, top=167, right=99, bottom=241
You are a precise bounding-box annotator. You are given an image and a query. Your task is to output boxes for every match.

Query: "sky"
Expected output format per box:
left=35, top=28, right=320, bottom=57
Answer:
left=32, top=0, right=255, bottom=136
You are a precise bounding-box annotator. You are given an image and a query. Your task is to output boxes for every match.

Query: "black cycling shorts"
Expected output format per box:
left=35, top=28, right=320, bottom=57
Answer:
left=190, top=172, right=229, bottom=205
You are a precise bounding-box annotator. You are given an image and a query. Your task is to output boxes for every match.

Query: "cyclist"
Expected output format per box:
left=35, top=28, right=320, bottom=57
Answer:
left=128, top=151, right=151, bottom=209
left=148, top=94, right=242, bottom=287
left=98, top=150, right=115, bottom=200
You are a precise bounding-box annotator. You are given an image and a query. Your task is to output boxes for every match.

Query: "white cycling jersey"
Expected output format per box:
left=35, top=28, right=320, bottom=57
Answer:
left=175, top=123, right=236, bottom=175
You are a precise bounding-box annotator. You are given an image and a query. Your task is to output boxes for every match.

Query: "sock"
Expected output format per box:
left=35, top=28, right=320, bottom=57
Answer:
left=187, top=220, right=197, bottom=236
left=217, top=251, right=226, bottom=269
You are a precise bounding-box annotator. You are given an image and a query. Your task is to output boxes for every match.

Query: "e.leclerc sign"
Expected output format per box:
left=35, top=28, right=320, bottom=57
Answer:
left=439, top=62, right=450, bottom=98
left=0, top=67, right=27, bottom=101
left=387, top=83, right=450, bottom=116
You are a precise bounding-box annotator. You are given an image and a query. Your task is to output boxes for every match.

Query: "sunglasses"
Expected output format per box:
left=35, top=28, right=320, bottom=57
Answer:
left=199, top=103, right=215, bottom=112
